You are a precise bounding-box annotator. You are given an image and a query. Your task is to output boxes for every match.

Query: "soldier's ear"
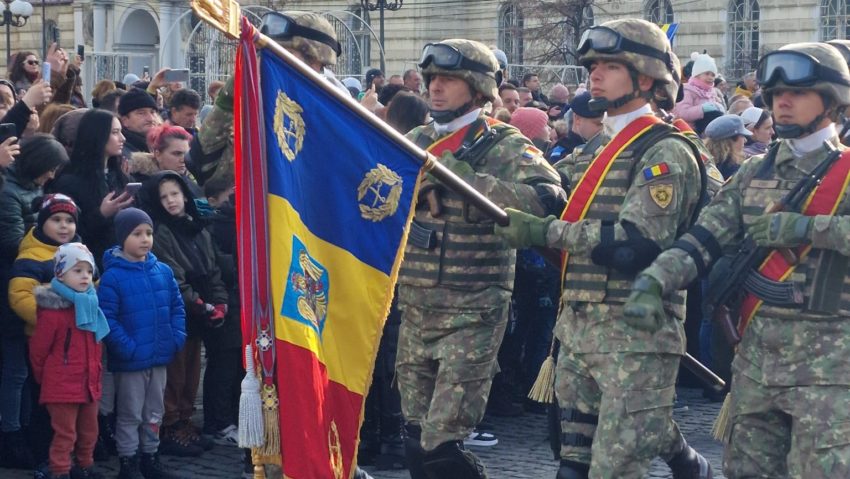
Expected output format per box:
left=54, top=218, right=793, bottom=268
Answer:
left=637, top=73, right=655, bottom=93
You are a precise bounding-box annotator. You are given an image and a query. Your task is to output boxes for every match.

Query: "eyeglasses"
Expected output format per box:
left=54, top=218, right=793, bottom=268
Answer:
left=26, top=60, right=39, bottom=66
left=418, top=43, right=494, bottom=76
left=757, top=50, right=850, bottom=88
left=260, top=13, right=342, bottom=57
left=577, top=26, right=671, bottom=67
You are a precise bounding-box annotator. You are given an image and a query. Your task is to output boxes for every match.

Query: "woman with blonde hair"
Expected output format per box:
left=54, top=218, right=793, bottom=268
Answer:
left=704, top=114, right=752, bottom=178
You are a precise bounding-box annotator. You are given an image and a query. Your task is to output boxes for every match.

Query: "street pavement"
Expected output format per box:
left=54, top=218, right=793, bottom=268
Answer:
left=0, top=387, right=726, bottom=479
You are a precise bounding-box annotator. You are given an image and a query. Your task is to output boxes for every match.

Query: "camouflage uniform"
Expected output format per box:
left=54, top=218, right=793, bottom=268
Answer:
left=197, top=11, right=340, bottom=185
left=499, top=19, right=708, bottom=478
left=395, top=39, right=563, bottom=477
left=637, top=43, right=850, bottom=478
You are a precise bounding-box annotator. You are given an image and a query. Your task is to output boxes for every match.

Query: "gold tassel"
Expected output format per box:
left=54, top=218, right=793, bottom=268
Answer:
left=528, top=339, right=557, bottom=404
left=711, top=393, right=733, bottom=443
left=259, top=383, right=281, bottom=457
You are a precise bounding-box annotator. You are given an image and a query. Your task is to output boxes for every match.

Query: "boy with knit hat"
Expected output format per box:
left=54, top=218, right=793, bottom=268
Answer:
left=99, top=208, right=185, bottom=479
left=29, top=243, right=107, bottom=479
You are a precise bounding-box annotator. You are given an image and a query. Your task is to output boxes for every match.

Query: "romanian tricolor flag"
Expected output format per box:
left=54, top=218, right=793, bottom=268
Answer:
left=660, top=23, right=679, bottom=43
left=234, top=24, right=422, bottom=479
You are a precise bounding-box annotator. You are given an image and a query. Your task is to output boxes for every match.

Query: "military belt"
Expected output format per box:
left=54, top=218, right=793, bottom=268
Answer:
left=561, top=432, right=594, bottom=448
left=743, top=269, right=804, bottom=307
left=561, top=408, right=598, bottom=425
left=409, top=221, right=437, bottom=250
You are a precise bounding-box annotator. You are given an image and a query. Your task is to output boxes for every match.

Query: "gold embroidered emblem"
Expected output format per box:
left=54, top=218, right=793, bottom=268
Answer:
left=358, top=164, right=403, bottom=222
left=707, top=164, right=724, bottom=182
left=649, top=184, right=674, bottom=209
left=273, top=91, right=305, bottom=161
left=328, top=420, right=343, bottom=479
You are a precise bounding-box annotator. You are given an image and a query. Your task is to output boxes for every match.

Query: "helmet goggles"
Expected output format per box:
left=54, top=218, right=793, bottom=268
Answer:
left=578, top=26, right=672, bottom=68
left=419, top=43, right=494, bottom=78
left=260, top=12, right=342, bottom=57
left=758, top=50, right=850, bottom=88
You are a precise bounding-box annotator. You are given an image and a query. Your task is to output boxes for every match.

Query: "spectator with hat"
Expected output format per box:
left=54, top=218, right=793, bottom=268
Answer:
left=740, top=106, right=774, bottom=158
left=547, top=91, right=602, bottom=163
left=364, top=68, right=385, bottom=95
left=510, top=107, right=552, bottom=152
left=704, top=113, right=751, bottom=178
left=673, top=52, right=726, bottom=127
left=118, top=88, right=160, bottom=158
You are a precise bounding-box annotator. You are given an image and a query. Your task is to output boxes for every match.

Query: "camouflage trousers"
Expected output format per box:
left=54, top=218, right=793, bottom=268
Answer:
left=555, top=349, right=682, bottom=479
left=395, top=302, right=508, bottom=451
left=724, top=372, right=850, bottom=478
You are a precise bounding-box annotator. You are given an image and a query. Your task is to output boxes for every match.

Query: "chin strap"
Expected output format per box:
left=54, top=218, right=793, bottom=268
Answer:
left=430, top=100, right=475, bottom=124
left=588, top=68, right=648, bottom=113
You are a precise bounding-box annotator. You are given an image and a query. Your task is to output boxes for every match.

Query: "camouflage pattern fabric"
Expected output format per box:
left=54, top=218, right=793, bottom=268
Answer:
left=640, top=134, right=850, bottom=477
left=395, top=299, right=508, bottom=451
left=197, top=76, right=235, bottom=184
left=725, top=372, right=850, bottom=478
left=578, top=19, right=673, bottom=84
left=420, top=39, right=501, bottom=102
left=555, top=347, right=681, bottom=478
left=271, top=11, right=339, bottom=67
left=396, top=110, right=563, bottom=452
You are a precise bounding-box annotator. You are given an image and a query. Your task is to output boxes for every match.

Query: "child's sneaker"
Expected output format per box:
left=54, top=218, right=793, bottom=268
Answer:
left=117, top=455, right=143, bottom=479
left=213, top=425, right=239, bottom=446
left=463, top=429, right=498, bottom=447
left=139, top=452, right=180, bottom=479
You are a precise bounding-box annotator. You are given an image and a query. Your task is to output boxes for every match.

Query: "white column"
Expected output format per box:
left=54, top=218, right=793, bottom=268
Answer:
left=92, top=1, right=106, bottom=52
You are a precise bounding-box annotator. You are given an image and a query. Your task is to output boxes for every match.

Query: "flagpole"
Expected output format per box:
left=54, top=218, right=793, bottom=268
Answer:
left=191, top=0, right=509, bottom=227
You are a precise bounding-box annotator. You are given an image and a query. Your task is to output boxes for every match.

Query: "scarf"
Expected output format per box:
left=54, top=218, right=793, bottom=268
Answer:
left=50, top=277, right=110, bottom=342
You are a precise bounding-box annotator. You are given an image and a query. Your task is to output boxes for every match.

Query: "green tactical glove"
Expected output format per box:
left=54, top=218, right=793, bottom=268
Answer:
left=215, top=76, right=236, bottom=113
left=494, top=208, right=556, bottom=248
left=438, top=150, right=475, bottom=180
left=623, top=275, right=665, bottom=332
left=747, top=212, right=813, bottom=248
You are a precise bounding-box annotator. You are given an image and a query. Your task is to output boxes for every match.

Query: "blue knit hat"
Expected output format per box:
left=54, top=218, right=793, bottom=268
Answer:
left=114, top=208, right=153, bottom=248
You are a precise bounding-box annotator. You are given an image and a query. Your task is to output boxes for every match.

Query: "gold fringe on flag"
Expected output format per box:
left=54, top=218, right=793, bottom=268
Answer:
left=258, top=383, right=281, bottom=457
left=711, top=393, right=733, bottom=443
left=251, top=450, right=282, bottom=479
left=528, top=338, right=557, bottom=404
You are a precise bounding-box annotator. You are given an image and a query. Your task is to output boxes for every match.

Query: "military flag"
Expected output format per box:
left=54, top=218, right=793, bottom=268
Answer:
left=661, top=23, right=679, bottom=43
left=234, top=20, right=422, bottom=478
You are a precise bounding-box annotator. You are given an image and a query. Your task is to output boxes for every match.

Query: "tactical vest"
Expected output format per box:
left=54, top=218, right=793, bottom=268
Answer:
left=741, top=147, right=850, bottom=320
left=397, top=122, right=516, bottom=291
left=562, top=130, right=689, bottom=318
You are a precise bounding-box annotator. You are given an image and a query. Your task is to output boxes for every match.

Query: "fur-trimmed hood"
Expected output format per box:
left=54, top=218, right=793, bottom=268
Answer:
left=34, top=285, right=73, bottom=310
left=130, top=152, right=159, bottom=177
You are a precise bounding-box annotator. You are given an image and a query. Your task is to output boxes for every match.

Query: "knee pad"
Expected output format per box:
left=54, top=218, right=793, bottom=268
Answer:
left=422, top=440, right=487, bottom=479
left=556, top=459, right=590, bottom=479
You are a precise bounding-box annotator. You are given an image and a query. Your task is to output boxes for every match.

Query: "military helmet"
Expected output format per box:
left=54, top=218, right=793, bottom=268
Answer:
left=261, top=11, right=340, bottom=67
left=827, top=39, right=850, bottom=67
left=578, top=19, right=674, bottom=84
left=760, top=42, right=850, bottom=108
left=419, top=39, right=501, bottom=102
left=655, top=50, right=682, bottom=110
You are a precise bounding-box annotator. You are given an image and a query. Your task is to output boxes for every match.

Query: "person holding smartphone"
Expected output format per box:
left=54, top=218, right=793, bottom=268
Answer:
left=48, top=109, right=133, bottom=271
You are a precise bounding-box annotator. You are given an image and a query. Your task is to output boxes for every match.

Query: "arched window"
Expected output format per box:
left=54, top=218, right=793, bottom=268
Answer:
left=821, top=0, right=850, bottom=40
left=498, top=2, right=524, bottom=65
left=645, top=0, right=674, bottom=24
left=728, top=0, right=760, bottom=79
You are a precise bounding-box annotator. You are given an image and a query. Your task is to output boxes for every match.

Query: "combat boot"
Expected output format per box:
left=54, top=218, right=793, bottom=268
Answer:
left=421, top=440, right=487, bottom=479
left=556, top=459, right=589, bottom=479
left=117, top=455, right=144, bottom=479
left=403, top=423, right=428, bottom=479
left=139, top=452, right=180, bottom=479
left=667, top=441, right=713, bottom=479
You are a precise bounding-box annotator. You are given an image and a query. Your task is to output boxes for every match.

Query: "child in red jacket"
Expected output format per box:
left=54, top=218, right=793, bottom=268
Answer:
left=29, top=243, right=109, bottom=479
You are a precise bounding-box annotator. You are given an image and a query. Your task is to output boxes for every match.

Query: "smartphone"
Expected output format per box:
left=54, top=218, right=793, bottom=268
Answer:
left=164, top=69, right=190, bottom=83
left=42, top=63, right=51, bottom=83
left=124, top=183, right=143, bottom=196
left=77, top=44, right=84, bottom=61
left=0, top=123, right=16, bottom=143
left=143, top=65, right=149, bottom=77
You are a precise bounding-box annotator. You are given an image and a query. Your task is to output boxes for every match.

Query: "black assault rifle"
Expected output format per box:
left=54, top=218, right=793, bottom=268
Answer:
left=706, top=141, right=842, bottom=345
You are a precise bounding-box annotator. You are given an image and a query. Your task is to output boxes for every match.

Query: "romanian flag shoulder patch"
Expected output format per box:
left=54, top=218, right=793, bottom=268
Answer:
left=522, top=146, right=541, bottom=159
left=642, top=162, right=671, bottom=181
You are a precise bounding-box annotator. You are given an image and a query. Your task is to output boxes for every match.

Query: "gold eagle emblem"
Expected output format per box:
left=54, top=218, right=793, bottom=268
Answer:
left=357, top=164, right=403, bottom=222
left=273, top=91, right=306, bottom=161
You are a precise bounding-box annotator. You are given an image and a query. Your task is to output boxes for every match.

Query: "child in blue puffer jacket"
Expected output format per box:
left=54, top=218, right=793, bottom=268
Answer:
left=98, top=208, right=185, bottom=479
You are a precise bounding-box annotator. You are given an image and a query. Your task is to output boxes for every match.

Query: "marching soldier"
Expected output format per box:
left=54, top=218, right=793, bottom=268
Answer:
left=625, top=42, right=850, bottom=478
left=395, top=39, right=564, bottom=478
left=495, top=19, right=712, bottom=478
